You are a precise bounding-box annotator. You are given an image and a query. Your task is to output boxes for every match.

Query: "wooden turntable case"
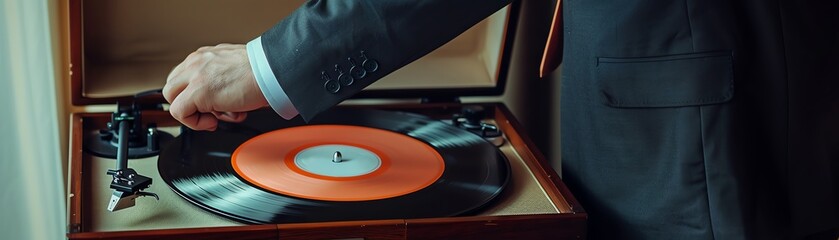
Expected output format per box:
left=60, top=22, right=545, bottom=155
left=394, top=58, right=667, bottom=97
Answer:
left=65, top=0, right=586, bottom=239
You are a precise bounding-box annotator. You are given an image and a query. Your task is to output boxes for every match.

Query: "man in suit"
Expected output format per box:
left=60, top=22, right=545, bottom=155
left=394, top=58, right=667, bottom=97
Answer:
left=163, top=1, right=838, bottom=239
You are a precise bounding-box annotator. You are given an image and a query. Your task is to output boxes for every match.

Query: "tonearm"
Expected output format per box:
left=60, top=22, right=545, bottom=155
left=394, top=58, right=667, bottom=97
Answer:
left=101, top=90, right=170, bottom=211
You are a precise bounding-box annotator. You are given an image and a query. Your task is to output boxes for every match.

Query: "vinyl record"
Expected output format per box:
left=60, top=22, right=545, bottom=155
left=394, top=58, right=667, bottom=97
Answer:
left=158, top=107, right=509, bottom=224
left=231, top=124, right=447, bottom=202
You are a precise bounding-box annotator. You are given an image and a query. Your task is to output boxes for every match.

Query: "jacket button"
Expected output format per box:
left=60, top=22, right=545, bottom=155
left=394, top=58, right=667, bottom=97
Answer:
left=322, top=71, right=340, bottom=93
left=335, top=64, right=354, bottom=86
left=348, top=57, right=367, bottom=79
left=361, top=51, right=379, bottom=73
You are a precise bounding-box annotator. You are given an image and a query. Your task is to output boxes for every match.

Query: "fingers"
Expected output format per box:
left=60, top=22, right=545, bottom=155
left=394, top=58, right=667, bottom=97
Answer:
left=167, top=81, right=246, bottom=131
left=185, top=112, right=219, bottom=131
left=165, top=49, right=218, bottom=130
left=164, top=57, right=194, bottom=104
left=165, top=44, right=258, bottom=131
left=213, top=111, right=247, bottom=123
left=170, top=86, right=219, bottom=131
left=163, top=72, right=188, bottom=104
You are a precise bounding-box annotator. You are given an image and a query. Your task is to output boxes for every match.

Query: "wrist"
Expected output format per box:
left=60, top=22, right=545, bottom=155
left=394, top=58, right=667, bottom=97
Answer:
left=246, top=37, right=299, bottom=119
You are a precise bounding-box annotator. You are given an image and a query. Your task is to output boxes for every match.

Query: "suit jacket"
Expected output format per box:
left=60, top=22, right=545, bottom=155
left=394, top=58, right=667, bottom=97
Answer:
left=259, top=1, right=513, bottom=121
left=258, top=1, right=839, bottom=239
left=557, top=0, right=838, bottom=239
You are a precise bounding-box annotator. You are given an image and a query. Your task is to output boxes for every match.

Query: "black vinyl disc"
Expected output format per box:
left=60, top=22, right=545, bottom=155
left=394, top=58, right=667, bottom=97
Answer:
left=158, top=107, right=510, bottom=224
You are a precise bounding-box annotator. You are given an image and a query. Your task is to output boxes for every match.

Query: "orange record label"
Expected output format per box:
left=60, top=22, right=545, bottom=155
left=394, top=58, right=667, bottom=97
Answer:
left=231, top=125, right=445, bottom=201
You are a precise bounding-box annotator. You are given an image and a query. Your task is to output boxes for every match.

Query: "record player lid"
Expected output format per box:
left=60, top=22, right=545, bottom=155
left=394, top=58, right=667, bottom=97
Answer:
left=69, top=0, right=519, bottom=106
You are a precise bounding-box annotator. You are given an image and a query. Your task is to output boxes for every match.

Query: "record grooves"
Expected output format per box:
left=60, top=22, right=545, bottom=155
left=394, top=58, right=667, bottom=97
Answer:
left=158, top=108, right=510, bottom=224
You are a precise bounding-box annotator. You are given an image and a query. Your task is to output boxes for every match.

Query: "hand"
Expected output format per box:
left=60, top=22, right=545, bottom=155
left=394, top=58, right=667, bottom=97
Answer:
left=163, top=44, right=268, bottom=131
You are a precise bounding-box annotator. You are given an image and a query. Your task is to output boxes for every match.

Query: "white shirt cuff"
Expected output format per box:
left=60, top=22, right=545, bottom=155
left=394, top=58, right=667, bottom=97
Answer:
left=247, top=36, right=299, bottom=120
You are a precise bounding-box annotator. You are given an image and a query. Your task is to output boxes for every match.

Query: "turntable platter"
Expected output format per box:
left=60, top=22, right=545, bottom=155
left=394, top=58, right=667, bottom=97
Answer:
left=158, top=108, right=510, bottom=224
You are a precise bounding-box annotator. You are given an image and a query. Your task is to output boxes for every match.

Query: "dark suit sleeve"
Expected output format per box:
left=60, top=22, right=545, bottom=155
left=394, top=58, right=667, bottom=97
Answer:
left=260, top=1, right=513, bottom=121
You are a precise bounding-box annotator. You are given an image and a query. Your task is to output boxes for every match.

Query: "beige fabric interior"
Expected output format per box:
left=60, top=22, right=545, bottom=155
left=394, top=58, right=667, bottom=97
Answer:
left=83, top=125, right=558, bottom=232
left=81, top=0, right=509, bottom=98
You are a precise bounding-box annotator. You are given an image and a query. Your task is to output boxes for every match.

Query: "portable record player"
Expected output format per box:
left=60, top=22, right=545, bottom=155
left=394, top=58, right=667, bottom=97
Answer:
left=65, top=0, right=586, bottom=239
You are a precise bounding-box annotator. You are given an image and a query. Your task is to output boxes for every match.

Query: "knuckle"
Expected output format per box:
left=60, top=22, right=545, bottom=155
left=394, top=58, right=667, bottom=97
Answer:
left=161, top=88, right=172, bottom=102
left=199, top=51, right=216, bottom=59
left=169, top=107, right=185, bottom=121
left=187, top=50, right=201, bottom=59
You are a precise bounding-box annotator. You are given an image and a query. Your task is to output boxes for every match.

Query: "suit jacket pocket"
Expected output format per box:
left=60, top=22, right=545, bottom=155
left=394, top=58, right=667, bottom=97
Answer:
left=585, top=51, right=736, bottom=235
left=595, top=51, right=733, bottom=108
